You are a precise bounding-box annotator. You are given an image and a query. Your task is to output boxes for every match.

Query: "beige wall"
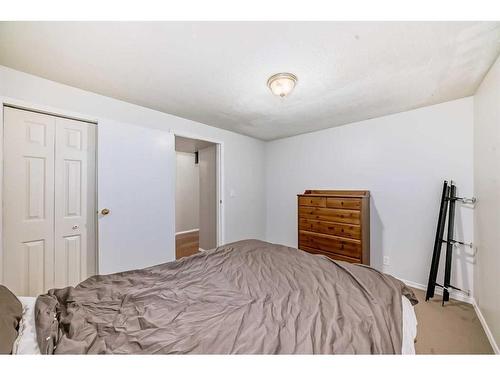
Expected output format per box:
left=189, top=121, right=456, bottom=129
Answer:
left=199, top=145, right=217, bottom=250
left=474, top=55, right=500, bottom=352
left=175, top=152, right=199, bottom=233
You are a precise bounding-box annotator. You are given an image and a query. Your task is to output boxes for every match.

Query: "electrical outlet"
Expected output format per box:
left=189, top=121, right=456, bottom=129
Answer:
left=383, top=256, right=390, bottom=266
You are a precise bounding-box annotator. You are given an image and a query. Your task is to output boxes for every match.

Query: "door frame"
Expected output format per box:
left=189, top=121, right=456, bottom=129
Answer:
left=0, top=98, right=99, bottom=283
left=172, top=130, right=225, bottom=248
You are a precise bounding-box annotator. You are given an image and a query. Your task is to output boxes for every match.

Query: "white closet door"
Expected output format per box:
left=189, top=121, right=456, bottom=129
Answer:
left=54, top=117, right=90, bottom=288
left=3, top=107, right=56, bottom=296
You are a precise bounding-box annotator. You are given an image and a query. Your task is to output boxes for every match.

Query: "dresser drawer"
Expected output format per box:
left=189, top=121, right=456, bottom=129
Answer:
left=300, top=246, right=361, bottom=264
left=298, top=196, right=326, bottom=207
left=298, top=230, right=362, bottom=258
left=298, top=206, right=361, bottom=225
left=298, top=218, right=361, bottom=240
left=326, top=197, right=361, bottom=210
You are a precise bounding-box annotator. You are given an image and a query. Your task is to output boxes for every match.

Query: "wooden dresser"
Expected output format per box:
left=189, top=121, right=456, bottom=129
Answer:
left=297, top=190, right=370, bottom=265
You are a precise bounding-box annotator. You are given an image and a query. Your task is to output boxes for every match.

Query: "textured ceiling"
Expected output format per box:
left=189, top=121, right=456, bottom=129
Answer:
left=0, top=22, right=499, bottom=140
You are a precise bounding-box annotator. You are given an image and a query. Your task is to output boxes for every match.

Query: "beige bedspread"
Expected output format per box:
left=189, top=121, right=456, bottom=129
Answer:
left=35, top=240, right=417, bottom=354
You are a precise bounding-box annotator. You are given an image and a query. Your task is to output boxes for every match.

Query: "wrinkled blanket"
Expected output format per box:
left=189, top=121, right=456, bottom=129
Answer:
left=35, top=239, right=417, bottom=354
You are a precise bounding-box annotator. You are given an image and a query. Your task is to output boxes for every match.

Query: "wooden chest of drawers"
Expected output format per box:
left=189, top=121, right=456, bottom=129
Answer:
left=297, top=190, right=370, bottom=265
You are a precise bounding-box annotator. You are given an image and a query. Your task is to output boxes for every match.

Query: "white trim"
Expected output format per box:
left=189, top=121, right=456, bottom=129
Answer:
left=175, top=228, right=199, bottom=236
left=396, top=277, right=474, bottom=304
left=0, top=102, right=4, bottom=283
left=473, top=301, right=500, bottom=354
left=198, top=247, right=207, bottom=252
left=215, top=143, right=224, bottom=247
left=3, top=103, right=97, bottom=124
left=1, top=97, right=100, bottom=124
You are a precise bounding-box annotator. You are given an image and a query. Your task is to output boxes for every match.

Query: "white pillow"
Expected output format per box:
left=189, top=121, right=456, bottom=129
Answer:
left=12, top=296, right=41, bottom=355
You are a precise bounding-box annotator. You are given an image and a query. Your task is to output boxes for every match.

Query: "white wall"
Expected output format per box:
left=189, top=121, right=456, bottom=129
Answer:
left=96, top=121, right=175, bottom=273
left=0, top=65, right=266, bottom=275
left=474, top=55, right=500, bottom=351
left=175, top=152, right=199, bottom=233
left=0, top=65, right=478, bottom=299
left=265, top=98, right=474, bottom=292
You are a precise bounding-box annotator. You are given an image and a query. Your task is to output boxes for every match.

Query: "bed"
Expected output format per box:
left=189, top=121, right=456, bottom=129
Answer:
left=13, top=240, right=418, bottom=354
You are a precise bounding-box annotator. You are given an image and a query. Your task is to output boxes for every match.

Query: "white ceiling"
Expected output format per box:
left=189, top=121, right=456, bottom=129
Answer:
left=0, top=22, right=499, bottom=140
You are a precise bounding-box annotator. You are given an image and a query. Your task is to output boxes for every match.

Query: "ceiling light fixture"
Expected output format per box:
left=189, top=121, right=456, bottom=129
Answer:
left=267, top=72, right=298, bottom=97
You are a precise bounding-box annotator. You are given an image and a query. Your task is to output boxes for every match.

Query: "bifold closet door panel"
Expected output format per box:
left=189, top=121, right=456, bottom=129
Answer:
left=3, top=108, right=56, bottom=296
left=54, top=117, right=90, bottom=288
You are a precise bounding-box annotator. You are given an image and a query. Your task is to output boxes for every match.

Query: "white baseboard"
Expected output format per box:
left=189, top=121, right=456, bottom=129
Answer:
left=397, top=277, right=474, bottom=304
left=473, top=301, right=500, bottom=354
left=199, top=247, right=207, bottom=252
left=175, top=228, right=199, bottom=235
left=397, top=276, right=499, bottom=354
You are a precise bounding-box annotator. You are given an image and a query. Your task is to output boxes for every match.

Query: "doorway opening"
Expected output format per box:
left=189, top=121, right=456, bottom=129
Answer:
left=174, top=135, right=220, bottom=259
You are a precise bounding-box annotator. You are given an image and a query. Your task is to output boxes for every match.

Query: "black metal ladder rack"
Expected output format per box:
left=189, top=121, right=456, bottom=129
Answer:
left=425, top=180, right=475, bottom=305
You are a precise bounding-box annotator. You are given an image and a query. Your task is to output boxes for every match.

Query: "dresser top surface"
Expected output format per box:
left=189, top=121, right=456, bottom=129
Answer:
left=298, top=190, right=370, bottom=198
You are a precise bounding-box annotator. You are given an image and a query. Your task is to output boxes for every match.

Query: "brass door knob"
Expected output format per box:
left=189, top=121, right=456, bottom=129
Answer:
left=101, top=208, right=110, bottom=215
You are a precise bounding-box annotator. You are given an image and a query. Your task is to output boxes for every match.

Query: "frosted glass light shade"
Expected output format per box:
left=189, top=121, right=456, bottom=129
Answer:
left=267, top=73, right=298, bottom=97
